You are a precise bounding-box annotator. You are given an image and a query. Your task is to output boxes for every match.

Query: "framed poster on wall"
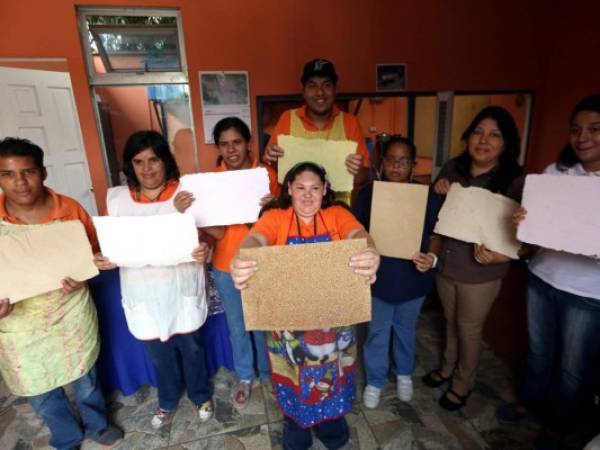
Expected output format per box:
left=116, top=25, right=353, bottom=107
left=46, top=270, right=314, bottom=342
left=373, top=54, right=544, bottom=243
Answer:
left=199, top=71, right=251, bottom=143
left=376, top=64, right=407, bottom=92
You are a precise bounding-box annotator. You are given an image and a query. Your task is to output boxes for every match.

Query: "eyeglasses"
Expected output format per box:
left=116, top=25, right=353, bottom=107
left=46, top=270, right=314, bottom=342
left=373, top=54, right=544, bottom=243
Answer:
left=382, top=156, right=413, bottom=168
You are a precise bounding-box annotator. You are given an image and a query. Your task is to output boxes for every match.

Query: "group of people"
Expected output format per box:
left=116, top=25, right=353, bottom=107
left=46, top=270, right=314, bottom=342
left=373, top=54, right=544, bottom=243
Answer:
left=0, top=57, right=598, bottom=450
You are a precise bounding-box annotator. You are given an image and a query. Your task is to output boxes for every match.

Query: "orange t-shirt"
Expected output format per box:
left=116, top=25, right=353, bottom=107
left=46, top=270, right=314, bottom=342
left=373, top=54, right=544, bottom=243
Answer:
left=251, top=205, right=363, bottom=246
left=128, top=179, right=179, bottom=203
left=0, top=187, right=99, bottom=252
left=267, top=105, right=370, bottom=167
left=212, top=158, right=280, bottom=272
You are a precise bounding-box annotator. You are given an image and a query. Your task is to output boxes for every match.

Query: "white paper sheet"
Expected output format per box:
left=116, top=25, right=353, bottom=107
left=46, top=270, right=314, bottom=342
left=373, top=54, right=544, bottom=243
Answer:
left=0, top=221, right=99, bottom=303
left=518, top=174, right=600, bottom=257
left=93, top=213, right=198, bottom=268
left=180, top=168, right=270, bottom=227
left=434, top=183, right=521, bottom=259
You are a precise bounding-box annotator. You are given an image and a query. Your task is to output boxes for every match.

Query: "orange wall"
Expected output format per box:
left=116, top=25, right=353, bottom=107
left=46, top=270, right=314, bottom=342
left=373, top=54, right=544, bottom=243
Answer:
left=1, top=0, right=597, bottom=211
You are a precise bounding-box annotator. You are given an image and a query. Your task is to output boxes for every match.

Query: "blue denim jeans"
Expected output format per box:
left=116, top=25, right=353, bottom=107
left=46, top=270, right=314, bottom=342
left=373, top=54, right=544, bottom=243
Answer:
left=520, top=272, right=600, bottom=429
left=143, top=330, right=213, bottom=411
left=27, top=366, right=108, bottom=450
left=213, top=268, right=270, bottom=381
left=283, top=416, right=349, bottom=450
left=364, top=295, right=426, bottom=388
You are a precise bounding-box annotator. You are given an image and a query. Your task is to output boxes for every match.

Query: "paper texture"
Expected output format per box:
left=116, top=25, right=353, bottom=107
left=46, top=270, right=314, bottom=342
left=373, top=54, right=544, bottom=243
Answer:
left=240, top=239, right=371, bottom=330
left=370, top=181, right=429, bottom=259
left=434, top=183, right=521, bottom=259
left=93, top=213, right=198, bottom=268
left=278, top=135, right=356, bottom=191
left=518, top=174, right=600, bottom=257
left=180, top=168, right=270, bottom=227
left=0, top=221, right=99, bottom=303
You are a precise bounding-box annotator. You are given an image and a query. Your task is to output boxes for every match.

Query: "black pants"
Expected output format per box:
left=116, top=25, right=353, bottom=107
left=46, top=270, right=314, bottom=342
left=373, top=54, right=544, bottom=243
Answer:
left=283, top=416, right=349, bottom=450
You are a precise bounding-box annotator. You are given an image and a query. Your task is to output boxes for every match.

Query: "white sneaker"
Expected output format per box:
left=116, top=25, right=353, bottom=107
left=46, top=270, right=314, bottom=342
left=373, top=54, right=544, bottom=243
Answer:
left=363, top=385, right=381, bottom=409
left=151, top=408, right=173, bottom=429
left=197, top=399, right=214, bottom=423
left=397, top=375, right=413, bottom=402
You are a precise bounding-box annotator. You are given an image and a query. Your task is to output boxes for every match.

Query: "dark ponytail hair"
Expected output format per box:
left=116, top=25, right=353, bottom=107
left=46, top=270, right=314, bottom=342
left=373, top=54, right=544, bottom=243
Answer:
left=260, top=161, right=343, bottom=215
left=557, top=94, right=600, bottom=171
left=454, top=106, right=522, bottom=194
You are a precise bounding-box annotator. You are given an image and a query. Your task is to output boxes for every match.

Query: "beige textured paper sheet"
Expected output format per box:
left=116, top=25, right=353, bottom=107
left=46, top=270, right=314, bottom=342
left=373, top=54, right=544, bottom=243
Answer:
left=0, top=221, right=99, bottom=303
left=240, top=239, right=370, bottom=330
left=434, top=183, right=521, bottom=259
left=278, top=135, right=357, bottom=191
left=370, top=181, right=429, bottom=259
left=518, top=174, right=600, bottom=257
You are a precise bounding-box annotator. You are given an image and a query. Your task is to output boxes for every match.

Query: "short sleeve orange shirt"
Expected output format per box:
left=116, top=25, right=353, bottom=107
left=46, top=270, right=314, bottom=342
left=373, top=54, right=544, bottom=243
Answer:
left=212, top=157, right=281, bottom=272
left=250, top=205, right=363, bottom=246
left=0, top=188, right=99, bottom=252
left=267, top=105, right=370, bottom=167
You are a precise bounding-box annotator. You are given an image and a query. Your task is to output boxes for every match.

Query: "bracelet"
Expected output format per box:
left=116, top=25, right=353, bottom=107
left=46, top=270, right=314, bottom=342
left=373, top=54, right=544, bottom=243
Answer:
left=427, top=252, right=438, bottom=269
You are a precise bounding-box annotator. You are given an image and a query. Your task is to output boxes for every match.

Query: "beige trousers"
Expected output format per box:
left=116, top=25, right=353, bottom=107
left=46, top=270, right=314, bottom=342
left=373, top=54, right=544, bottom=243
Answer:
left=435, top=274, right=502, bottom=393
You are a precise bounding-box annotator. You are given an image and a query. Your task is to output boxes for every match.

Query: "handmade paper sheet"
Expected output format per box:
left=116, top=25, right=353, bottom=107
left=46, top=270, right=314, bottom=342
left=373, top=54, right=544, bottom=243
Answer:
left=434, top=183, right=521, bottom=259
left=0, top=221, right=98, bottom=303
left=93, top=213, right=198, bottom=268
left=518, top=174, right=600, bottom=257
left=370, top=181, right=429, bottom=259
left=278, top=135, right=356, bottom=191
left=240, top=239, right=370, bottom=330
left=180, top=168, right=270, bottom=227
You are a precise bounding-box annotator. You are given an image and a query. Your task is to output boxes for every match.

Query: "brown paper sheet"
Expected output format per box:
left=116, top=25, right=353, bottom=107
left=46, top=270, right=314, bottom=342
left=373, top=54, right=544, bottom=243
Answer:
left=369, top=181, right=429, bottom=259
left=0, top=221, right=99, bottom=303
left=434, top=183, right=521, bottom=259
left=240, top=239, right=371, bottom=330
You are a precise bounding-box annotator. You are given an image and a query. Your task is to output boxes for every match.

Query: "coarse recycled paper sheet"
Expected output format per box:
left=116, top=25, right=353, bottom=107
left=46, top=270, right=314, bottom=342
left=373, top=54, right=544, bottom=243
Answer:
left=180, top=168, right=270, bottom=227
left=93, top=213, right=198, bottom=268
left=434, top=183, right=521, bottom=259
left=278, top=135, right=356, bottom=191
left=240, top=239, right=371, bottom=330
left=0, top=220, right=98, bottom=303
left=369, top=181, right=429, bottom=259
left=518, top=174, right=600, bottom=257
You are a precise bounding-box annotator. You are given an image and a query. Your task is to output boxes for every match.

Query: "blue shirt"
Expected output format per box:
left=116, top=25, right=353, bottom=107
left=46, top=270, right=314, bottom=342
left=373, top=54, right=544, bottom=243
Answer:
left=353, top=182, right=440, bottom=303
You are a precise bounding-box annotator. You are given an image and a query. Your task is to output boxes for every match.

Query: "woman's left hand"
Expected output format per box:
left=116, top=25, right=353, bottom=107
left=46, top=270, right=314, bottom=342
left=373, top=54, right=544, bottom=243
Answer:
left=192, top=242, right=210, bottom=264
left=350, top=247, right=380, bottom=284
left=259, top=193, right=275, bottom=207
left=174, top=190, right=195, bottom=213
left=473, top=244, right=511, bottom=265
left=412, top=251, right=435, bottom=272
left=61, top=277, right=85, bottom=296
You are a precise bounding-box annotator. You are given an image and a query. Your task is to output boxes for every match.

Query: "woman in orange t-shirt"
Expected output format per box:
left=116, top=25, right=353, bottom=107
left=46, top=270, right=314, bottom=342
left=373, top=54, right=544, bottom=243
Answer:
left=230, top=162, right=379, bottom=450
left=177, top=117, right=279, bottom=410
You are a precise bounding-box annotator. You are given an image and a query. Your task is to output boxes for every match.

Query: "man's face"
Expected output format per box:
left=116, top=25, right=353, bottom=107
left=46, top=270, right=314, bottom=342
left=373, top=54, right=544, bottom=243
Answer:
left=0, top=156, right=46, bottom=207
left=302, top=76, right=336, bottom=117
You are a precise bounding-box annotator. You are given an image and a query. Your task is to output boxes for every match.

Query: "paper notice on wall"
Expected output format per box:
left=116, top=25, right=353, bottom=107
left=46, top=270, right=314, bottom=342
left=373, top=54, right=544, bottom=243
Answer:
left=0, top=221, right=98, bottom=303
left=518, top=174, right=600, bottom=257
left=93, top=213, right=198, bottom=268
left=369, top=181, right=429, bottom=259
left=277, top=135, right=356, bottom=191
left=434, top=183, right=521, bottom=259
left=180, top=168, right=270, bottom=227
left=240, top=239, right=371, bottom=331
left=199, top=71, right=251, bottom=144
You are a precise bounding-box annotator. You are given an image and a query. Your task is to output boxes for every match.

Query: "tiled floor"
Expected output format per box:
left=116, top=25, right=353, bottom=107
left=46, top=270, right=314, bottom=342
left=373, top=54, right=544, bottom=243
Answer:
left=0, top=303, right=594, bottom=449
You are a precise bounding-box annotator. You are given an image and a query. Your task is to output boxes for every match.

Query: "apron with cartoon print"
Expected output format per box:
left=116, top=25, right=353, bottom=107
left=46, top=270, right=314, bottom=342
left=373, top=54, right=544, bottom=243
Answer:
left=267, top=211, right=357, bottom=428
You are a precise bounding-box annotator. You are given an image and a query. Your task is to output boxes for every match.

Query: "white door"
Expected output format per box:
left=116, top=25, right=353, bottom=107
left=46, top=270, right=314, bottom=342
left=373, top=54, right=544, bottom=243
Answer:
left=0, top=67, right=98, bottom=214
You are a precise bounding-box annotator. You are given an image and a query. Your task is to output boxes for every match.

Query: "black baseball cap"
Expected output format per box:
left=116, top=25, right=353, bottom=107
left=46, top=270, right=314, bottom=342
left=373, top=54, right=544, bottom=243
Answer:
left=301, top=58, right=338, bottom=85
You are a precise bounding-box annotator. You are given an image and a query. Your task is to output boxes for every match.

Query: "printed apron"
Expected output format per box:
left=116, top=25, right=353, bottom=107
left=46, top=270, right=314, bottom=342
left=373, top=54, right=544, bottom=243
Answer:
left=267, top=212, right=356, bottom=428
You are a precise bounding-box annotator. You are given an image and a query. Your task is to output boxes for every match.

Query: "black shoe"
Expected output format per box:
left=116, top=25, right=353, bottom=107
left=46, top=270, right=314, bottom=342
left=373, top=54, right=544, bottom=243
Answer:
left=422, top=369, right=451, bottom=388
left=91, top=424, right=124, bottom=447
left=439, top=388, right=471, bottom=411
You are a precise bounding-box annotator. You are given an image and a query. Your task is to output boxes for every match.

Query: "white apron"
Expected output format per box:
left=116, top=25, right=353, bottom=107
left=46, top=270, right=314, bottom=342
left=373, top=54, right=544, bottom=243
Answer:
left=107, top=186, right=207, bottom=342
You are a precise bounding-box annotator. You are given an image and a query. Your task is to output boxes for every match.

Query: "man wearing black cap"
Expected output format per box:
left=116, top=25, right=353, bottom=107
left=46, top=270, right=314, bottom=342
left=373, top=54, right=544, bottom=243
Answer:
left=263, top=58, right=370, bottom=193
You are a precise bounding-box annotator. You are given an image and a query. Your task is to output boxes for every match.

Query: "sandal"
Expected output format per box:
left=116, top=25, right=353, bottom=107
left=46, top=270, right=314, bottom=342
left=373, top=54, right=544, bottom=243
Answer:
left=439, top=388, right=472, bottom=411
left=421, top=369, right=452, bottom=388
